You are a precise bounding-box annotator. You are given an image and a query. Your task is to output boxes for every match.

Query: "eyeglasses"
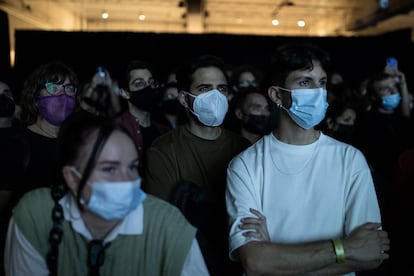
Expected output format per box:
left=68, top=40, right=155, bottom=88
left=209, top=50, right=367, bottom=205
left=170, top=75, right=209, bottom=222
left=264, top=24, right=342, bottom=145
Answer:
left=131, top=78, right=159, bottom=90
left=44, top=82, right=77, bottom=96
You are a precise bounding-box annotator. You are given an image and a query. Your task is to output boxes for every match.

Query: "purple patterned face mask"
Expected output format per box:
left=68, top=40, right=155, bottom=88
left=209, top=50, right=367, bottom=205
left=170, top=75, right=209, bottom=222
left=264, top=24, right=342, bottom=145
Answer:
left=38, top=94, right=76, bottom=126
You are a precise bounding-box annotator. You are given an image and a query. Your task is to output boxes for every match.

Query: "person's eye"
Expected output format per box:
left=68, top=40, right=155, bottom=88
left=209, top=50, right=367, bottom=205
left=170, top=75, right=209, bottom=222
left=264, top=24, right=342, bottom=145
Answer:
left=218, top=87, right=228, bottom=94
left=320, top=80, right=327, bottom=87
left=129, top=162, right=139, bottom=170
left=199, top=87, right=210, bottom=93
left=133, top=79, right=144, bottom=87
left=101, top=166, right=117, bottom=175
left=127, top=164, right=139, bottom=174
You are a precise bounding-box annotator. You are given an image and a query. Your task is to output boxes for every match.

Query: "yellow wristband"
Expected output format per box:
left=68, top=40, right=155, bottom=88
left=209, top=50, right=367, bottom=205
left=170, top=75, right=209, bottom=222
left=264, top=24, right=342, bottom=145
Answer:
left=332, top=239, right=346, bottom=264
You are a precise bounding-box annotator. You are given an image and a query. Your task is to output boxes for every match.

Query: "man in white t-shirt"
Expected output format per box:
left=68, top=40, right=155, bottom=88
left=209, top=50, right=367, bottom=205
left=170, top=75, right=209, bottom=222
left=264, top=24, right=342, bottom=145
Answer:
left=226, top=43, right=390, bottom=276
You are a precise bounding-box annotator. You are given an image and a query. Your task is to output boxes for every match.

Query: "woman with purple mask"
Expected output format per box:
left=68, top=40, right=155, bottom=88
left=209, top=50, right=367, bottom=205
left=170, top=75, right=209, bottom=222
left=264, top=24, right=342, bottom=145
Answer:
left=19, top=61, right=78, bottom=195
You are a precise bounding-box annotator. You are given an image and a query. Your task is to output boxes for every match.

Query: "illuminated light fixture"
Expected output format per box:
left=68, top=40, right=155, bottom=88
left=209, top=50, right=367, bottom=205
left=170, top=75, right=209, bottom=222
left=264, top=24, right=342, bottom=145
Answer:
left=101, top=11, right=109, bottom=19
left=272, top=19, right=279, bottom=26
left=297, top=20, right=305, bottom=27
left=139, top=14, right=146, bottom=21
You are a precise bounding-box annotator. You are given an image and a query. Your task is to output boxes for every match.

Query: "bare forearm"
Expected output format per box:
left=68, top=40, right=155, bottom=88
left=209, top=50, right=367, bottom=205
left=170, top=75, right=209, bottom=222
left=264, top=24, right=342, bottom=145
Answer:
left=306, top=259, right=380, bottom=275
left=398, top=74, right=411, bottom=117
left=239, top=241, right=336, bottom=275
left=237, top=227, right=387, bottom=276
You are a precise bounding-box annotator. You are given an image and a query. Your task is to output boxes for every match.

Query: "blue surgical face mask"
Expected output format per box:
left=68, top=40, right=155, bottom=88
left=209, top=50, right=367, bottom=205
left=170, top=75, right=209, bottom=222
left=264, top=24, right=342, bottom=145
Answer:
left=278, top=87, right=329, bottom=129
left=185, top=89, right=228, bottom=127
left=71, top=167, right=146, bottom=220
left=381, top=93, right=401, bottom=110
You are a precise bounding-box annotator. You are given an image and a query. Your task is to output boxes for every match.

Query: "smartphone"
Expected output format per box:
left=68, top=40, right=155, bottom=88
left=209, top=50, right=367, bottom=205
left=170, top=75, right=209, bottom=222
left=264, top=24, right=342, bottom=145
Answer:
left=386, top=57, right=398, bottom=69
left=97, top=66, right=106, bottom=78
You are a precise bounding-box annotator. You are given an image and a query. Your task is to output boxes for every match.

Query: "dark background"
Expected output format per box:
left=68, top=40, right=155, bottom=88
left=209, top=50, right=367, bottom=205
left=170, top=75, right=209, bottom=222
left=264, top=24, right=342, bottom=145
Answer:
left=1, top=9, right=413, bottom=98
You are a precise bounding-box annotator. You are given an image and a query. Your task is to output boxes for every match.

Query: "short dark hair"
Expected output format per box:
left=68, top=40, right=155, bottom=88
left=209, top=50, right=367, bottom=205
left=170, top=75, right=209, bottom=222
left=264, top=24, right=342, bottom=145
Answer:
left=176, top=54, right=228, bottom=92
left=263, top=43, right=331, bottom=89
left=123, top=59, right=156, bottom=88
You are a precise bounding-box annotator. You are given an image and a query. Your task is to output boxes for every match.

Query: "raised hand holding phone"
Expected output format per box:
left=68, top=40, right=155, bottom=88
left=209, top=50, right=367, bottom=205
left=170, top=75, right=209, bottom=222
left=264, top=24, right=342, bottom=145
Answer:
left=384, top=57, right=398, bottom=75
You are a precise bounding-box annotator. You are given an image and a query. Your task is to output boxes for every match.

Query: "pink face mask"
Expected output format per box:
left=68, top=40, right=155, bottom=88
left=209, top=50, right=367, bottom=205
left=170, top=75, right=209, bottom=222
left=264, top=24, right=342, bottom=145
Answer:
left=38, top=94, right=76, bottom=126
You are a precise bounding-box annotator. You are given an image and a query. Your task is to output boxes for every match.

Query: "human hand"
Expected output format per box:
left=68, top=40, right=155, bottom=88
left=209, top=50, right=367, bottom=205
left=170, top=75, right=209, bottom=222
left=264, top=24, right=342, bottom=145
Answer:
left=239, top=208, right=271, bottom=241
left=343, top=222, right=390, bottom=263
left=91, top=67, right=113, bottom=88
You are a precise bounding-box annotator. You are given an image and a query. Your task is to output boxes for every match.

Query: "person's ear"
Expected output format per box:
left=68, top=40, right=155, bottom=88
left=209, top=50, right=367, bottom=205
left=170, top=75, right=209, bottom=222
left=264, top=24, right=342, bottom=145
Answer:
left=119, top=88, right=130, bottom=100
left=63, top=166, right=80, bottom=195
left=268, top=86, right=282, bottom=106
left=234, top=107, right=243, bottom=120
left=326, top=117, right=335, bottom=130
left=178, top=90, right=189, bottom=108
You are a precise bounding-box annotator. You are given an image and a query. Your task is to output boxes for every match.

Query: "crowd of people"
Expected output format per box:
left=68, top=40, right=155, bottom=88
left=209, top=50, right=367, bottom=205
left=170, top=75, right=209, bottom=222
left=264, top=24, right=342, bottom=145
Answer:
left=1, top=41, right=412, bottom=275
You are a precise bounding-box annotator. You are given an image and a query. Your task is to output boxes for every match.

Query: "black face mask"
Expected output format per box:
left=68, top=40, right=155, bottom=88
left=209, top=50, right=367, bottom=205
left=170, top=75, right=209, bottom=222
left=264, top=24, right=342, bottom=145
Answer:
left=242, top=114, right=270, bottom=134
left=0, top=94, right=16, bottom=118
left=335, top=124, right=355, bottom=143
left=129, top=86, right=158, bottom=112
left=161, top=99, right=183, bottom=115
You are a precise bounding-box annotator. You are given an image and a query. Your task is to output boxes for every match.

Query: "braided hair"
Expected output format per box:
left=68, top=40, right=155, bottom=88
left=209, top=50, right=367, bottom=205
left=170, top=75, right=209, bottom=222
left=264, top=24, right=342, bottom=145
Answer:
left=46, top=112, right=131, bottom=275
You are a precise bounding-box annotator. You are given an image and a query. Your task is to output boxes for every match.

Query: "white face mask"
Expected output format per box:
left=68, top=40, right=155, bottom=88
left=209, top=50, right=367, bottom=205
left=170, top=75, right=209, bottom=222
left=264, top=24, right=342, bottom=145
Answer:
left=278, top=87, right=329, bottom=129
left=185, top=89, right=228, bottom=127
left=71, top=167, right=147, bottom=220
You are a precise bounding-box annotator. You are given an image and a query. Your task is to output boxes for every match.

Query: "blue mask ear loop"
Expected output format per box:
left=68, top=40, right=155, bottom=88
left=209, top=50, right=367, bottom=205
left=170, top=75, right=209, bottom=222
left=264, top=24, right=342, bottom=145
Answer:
left=275, top=86, right=292, bottom=111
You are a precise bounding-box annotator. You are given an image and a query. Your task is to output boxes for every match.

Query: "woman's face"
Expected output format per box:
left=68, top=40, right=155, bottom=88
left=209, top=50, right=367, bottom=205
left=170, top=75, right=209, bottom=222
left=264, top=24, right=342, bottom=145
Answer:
left=67, top=130, right=139, bottom=204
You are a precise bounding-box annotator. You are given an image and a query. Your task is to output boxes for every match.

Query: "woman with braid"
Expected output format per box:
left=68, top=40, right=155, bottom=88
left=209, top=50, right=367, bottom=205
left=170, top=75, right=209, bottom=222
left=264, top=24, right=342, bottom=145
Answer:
left=4, top=112, right=208, bottom=276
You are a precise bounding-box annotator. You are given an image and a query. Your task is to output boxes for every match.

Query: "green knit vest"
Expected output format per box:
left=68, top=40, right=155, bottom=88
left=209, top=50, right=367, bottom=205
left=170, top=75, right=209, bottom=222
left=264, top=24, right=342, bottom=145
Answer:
left=13, top=188, right=196, bottom=276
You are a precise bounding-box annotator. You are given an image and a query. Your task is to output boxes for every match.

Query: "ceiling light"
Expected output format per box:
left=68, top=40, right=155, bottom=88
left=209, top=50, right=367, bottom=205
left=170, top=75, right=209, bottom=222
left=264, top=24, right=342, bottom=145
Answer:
left=297, top=20, right=305, bottom=27
left=101, top=12, right=109, bottom=19
left=139, top=14, right=146, bottom=21
left=272, top=19, right=279, bottom=26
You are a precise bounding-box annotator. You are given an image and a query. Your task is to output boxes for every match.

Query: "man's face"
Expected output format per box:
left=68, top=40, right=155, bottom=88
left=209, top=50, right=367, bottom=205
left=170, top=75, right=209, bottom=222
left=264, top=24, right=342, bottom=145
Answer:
left=128, top=68, right=154, bottom=92
left=0, top=81, right=13, bottom=100
left=373, top=77, right=399, bottom=98
left=188, top=66, right=228, bottom=97
left=238, top=72, right=257, bottom=88
left=282, top=60, right=327, bottom=106
left=242, top=93, right=270, bottom=117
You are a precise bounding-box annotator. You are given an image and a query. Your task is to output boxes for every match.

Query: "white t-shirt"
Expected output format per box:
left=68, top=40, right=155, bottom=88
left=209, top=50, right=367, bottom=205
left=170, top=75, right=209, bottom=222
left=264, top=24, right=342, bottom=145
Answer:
left=226, top=132, right=381, bottom=274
